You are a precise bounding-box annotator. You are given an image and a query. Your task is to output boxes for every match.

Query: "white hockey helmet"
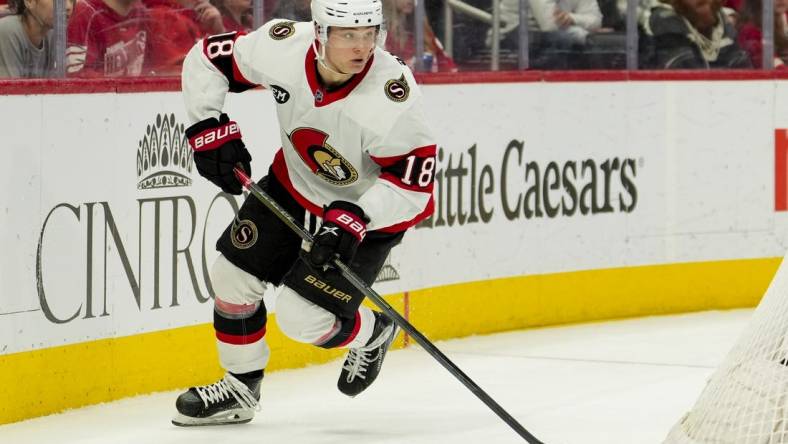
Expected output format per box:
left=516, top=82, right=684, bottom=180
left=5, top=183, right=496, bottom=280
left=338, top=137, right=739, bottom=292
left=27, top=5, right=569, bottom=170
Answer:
left=311, top=0, right=386, bottom=46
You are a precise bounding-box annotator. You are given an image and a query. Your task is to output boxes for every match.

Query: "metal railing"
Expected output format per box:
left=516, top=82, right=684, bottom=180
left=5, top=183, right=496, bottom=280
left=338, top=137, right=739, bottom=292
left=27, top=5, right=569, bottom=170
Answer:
left=39, top=0, right=785, bottom=78
left=763, top=0, right=775, bottom=69
left=435, top=0, right=781, bottom=72
left=53, top=0, right=67, bottom=77
left=440, top=0, right=514, bottom=71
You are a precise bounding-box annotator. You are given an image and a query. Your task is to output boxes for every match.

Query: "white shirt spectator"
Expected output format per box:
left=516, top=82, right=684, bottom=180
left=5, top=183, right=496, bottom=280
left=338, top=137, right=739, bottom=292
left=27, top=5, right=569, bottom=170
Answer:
left=497, top=0, right=602, bottom=42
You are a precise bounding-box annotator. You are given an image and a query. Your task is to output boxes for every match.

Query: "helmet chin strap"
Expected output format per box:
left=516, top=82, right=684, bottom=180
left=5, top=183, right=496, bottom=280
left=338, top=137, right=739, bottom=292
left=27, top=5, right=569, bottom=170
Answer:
left=318, top=55, right=351, bottom=77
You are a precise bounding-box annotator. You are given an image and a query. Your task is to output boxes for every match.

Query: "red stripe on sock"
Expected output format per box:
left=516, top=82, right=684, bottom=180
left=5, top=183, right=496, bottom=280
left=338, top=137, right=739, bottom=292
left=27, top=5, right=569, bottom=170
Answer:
left=215, top=327, right=266, bottom=345
left=338, top=311, right=362, bottom=347
left=314, top=318, right=342, bottom=346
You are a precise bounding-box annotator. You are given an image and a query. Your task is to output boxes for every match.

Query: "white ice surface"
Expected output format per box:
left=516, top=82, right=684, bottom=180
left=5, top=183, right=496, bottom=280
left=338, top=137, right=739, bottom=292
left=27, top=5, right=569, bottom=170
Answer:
left=0, top=309, right=752, bottom=444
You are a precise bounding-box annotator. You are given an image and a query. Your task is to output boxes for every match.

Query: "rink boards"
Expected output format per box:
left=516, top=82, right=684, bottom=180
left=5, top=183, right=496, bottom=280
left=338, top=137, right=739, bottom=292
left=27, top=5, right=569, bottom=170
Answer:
left=2, top=77, right=788, bottom=424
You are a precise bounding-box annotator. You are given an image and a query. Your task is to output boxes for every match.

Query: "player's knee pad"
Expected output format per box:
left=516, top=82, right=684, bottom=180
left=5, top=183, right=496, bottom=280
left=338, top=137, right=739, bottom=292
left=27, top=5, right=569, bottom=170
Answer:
left=275, top=286, right=337, bottom=344
left=275, top=286, right=369, bottom=349
left=281, top=257, right=364, bottom=319
left=211, top=255, right=267, bottom=317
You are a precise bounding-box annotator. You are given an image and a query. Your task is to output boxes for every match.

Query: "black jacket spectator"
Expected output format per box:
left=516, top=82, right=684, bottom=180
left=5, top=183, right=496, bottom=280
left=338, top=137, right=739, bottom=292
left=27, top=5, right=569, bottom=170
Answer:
left=644, top=0, right=751, bottom=68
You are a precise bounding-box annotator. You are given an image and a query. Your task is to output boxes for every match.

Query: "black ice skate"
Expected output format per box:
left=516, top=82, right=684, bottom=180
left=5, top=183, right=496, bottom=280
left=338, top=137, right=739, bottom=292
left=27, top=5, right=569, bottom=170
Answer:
left=338, top=312, right=399, bottom=397
left=172, top=372, right=262, bottom=426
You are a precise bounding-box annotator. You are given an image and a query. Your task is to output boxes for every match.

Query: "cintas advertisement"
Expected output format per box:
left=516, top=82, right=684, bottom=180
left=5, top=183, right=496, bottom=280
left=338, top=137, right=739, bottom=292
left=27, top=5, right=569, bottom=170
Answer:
left=31, top=112, right=239, bottom=336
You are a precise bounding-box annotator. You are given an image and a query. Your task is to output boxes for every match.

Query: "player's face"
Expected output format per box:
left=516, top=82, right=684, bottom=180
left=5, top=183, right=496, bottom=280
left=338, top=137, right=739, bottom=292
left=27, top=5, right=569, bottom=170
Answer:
left=325, top=26, right=378, bottom=74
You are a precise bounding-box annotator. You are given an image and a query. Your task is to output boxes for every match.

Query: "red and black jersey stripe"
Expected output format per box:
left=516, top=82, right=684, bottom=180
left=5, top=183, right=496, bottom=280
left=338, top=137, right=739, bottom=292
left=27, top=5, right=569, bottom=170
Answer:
left=371, top=145, right=437, bottom=194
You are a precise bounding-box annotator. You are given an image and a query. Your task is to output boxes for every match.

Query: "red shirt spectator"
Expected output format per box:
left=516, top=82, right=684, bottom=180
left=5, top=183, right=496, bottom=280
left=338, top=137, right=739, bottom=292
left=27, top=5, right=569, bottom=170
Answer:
left=382, top=0, right=457, bottom=72
left=66, top=0, right=150, bottom=76
left=384, top=25, right=457, bottom=72
left=143, top=0, right=226, bottom=75
left=142, top=0, right=201, bottom=75
left=211, top=0, right=252, bottom=33
left=220, top=14, right=246, bottom=32
left=725, top=0, right=744, bottom=12
left=736, top=0, right=788, bottom=68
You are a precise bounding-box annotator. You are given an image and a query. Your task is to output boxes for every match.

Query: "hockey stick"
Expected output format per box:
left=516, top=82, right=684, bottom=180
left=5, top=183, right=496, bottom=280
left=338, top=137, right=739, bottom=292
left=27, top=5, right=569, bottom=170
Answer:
left=233, top=167, right=544, bottom=443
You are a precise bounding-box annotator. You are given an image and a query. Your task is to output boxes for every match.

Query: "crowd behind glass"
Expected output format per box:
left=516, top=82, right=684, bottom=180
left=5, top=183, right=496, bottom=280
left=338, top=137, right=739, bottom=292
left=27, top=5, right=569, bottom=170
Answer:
left=0, top=0, right=784, bottom=78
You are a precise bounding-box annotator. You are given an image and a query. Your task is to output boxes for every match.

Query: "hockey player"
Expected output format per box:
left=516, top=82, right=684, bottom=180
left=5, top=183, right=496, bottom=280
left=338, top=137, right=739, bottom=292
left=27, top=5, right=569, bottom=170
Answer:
left=172, top=0, right=436, bottom=427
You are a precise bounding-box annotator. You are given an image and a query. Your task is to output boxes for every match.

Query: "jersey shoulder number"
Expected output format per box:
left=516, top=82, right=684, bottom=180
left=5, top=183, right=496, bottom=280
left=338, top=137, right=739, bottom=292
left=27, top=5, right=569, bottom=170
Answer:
left=202, top=31, right=257, bottom=93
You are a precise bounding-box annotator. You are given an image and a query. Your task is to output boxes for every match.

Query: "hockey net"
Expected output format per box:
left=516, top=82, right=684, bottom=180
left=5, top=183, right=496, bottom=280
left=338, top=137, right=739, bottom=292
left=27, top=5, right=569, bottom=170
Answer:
left=665, top=258, right=788, bottom=444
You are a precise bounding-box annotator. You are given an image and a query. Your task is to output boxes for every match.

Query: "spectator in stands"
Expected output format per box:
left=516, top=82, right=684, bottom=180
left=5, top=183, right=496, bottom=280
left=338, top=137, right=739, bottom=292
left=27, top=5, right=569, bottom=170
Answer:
left=382, top=0, right=457, bottom=72
left=597, top=0, right=626, bottom=31
left=0, top=0, right=12, bottom=17
left=495, top=0, right=603, bottom=42
left=190, top=0, right=223, bottom=32
left=494, top=0, right=602, bottom=68
left=736, top=0, right=788, bottom=67
left=529, top=0, right=603, bottom=41
left=143, top=0, right=224, bottom=75
left=0, top=0, right=73, bottom=77
left=66, top=0, right=150, bottom=76
left=271, top=0, right=309, bottom=21
left=210, top=0, right=251, bottom=32
left=643, top=0, right=752, bottom=67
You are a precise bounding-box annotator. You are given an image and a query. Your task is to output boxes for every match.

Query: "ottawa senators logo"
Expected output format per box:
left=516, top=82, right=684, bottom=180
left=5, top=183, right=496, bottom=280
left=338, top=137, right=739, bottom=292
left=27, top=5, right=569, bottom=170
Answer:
left=269, top=21, right=295, bottom=40
left=289, top=128, right=358, bottom=186
left=385, top=75, right=409, bottom=102
left=231, top=219, right=258, bottom=249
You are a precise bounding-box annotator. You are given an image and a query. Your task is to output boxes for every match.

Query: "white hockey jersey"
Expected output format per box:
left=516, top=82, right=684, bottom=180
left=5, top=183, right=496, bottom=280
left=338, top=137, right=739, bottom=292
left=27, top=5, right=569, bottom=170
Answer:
left=182, top=20, right=436, bottom=233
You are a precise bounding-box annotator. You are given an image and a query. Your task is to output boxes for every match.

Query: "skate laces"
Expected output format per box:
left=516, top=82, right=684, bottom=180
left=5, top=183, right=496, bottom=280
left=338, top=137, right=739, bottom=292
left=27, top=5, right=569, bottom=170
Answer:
left=195, top=374, right=260, bottom=411
left=342, top=323, right=394, bottom=383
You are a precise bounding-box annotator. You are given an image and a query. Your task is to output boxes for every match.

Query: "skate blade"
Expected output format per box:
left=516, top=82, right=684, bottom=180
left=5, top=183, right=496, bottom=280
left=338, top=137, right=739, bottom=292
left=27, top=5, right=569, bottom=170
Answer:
left=171, top=410, right=254, bottom=427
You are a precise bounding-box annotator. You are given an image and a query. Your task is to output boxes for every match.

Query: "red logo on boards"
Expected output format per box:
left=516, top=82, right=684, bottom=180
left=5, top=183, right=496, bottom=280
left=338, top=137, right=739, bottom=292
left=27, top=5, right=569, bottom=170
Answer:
left=776, top=129, right=788, bottom=211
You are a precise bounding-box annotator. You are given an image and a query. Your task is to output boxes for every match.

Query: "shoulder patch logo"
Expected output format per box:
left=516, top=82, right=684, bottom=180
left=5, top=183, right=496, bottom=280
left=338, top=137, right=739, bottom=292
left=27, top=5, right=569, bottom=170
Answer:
left=269, top=21, right=296, bottom=40
left=231, top=219, right=258, bottom=249
left=270, top=85, right=290, bottom=104
left=385, top=75, right=409, bottom=102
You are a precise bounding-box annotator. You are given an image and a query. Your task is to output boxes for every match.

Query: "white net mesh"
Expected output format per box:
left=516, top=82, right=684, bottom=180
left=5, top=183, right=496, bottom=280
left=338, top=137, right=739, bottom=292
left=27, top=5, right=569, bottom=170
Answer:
left=665, top=258, right=788, bottom=444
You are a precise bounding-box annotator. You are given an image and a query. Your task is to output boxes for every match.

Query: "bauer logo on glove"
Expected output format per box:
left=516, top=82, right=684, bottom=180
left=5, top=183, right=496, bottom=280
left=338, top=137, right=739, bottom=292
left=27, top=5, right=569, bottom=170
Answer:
left=185, top=113, right=252, bottom=195
left=191, top=122, right=241, bottom=151
left=308, top=201, right=369, bottom=267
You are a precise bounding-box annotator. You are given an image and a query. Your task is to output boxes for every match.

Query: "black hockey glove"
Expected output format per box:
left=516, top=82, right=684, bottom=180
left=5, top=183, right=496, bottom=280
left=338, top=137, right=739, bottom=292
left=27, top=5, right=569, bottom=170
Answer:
left=308, top=201, right=369, bottom=268
left=186, top=113, right=251, bottom=195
